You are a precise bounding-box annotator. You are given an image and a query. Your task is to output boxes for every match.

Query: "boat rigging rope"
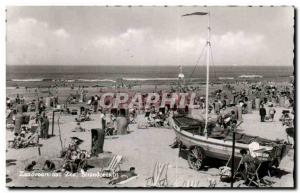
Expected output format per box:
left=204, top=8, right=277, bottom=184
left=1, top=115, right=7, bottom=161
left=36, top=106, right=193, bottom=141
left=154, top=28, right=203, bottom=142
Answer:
left=189, top=42, right=217, bottom=82
left=189, top=43, right=207, bottom=79
left=209, top=45, right=217, bottom=81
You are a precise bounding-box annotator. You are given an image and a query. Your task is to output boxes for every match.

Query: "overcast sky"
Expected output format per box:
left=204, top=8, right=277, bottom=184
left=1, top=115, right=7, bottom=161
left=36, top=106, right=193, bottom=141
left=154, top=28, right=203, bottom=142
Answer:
left=6, top=6, right=294, bottom=66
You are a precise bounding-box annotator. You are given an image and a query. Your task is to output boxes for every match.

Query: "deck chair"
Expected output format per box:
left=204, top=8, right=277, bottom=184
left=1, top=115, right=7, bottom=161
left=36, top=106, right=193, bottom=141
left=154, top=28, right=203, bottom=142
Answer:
left=101, top=155, right=122, bottom=178
left=245, top=161, right=263, bottom=187
left=105, top=127, right=115, bottom=137
left=245, top=150, right=272, bottom=187
left=145, top=162, right=169, bottom=187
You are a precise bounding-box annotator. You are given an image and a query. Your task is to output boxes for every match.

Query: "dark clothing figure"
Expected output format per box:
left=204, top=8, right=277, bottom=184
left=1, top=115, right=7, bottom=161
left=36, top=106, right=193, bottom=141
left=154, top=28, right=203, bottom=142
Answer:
left=93, top=100, right=98, bottom=112
left=14, top=113, right=24, bottom=135
left=15, top=95, right=20, bottom=104
left=43, top=160, right=56, bottom=171
left=38, top=100, right=45, bottom=114
left=91, top=128, right=105, bottom=156
left=40, top=116, right=49, bottom=139
left=259, top=106, right=266, bottom=122
left=25, top=161, right=36, bottom=171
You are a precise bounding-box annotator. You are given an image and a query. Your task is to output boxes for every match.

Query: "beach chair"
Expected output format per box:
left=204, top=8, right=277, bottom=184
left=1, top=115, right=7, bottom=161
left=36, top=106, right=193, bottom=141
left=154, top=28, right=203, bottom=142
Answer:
left=101, top=155, right=122, bottom=178
left=245, top=161, right=263, bottom=187
left=105, top=127, right=115, bottom=137
left=145, top=162, right=169, bottom=187
left=245, top=149, right=272, bottom=187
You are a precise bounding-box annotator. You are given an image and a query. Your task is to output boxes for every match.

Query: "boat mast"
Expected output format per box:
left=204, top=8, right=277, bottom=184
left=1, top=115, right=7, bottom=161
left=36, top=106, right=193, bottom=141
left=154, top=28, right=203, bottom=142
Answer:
left=181, top=11, right=211, bottom=136
left=204, top=11, right=210, bottom=136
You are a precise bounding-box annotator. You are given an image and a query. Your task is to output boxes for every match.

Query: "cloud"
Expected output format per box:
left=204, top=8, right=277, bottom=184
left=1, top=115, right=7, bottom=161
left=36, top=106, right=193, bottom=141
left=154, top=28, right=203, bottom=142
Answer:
left=6, top=7, right=293, bottom=66
left=7, top=19, right=267, bottom=66
left=91, top=28, right=266, bottom=66
left=54, top=28, right=70, bottom=38
left=7, top=17, right=71, bottom=65
left=94, top=28, right=149, bottom=48
left=211, top=31, right=266, bottom=65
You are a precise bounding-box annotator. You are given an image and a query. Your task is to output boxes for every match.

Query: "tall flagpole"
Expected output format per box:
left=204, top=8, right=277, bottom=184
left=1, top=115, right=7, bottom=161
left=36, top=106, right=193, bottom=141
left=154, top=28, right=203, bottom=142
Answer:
left=204, top=11, right=210, bottom=137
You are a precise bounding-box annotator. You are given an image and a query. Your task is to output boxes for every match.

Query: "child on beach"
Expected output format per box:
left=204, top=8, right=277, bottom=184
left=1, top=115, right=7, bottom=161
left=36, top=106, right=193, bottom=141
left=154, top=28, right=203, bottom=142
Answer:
left=269, top=105, right=276, bottom=121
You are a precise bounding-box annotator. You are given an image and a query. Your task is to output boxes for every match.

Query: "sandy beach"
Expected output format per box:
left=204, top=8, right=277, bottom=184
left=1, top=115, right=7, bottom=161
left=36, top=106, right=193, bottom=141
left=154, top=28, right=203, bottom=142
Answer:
left=6, top=87, right=294, bottom=187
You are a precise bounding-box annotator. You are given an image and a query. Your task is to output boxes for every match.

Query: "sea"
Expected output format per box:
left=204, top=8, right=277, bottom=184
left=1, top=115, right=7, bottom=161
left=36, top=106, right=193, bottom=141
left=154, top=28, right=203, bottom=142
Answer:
left=6, top=65, right=294, bottom=86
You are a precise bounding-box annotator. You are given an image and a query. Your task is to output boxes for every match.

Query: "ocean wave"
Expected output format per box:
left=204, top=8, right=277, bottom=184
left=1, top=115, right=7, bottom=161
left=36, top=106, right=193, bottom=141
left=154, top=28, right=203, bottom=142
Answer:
left=238, top=74, right=263, bottom=78
left=78, top=79, right=116, bottom=82
left=218, top=77, right=234, bottom=80
left=123, top=77, right=179, bottom=81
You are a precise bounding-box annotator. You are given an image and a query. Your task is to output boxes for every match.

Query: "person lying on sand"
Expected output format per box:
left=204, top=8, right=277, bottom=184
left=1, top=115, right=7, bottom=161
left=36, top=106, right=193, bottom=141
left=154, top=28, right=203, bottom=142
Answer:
left=72, top=122, right=85, bottom=132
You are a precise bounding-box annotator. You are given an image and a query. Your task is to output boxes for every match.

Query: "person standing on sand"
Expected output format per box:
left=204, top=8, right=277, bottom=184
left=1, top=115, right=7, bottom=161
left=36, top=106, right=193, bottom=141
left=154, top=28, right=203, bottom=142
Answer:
left=39, top=112, right=49, bottom=139
left=14, top=109, right=23, bottom=135
left=15, top=94, right=20, bottom=104
left=93, top=96, right=98, bottom=113
left=38, top=97, right=45, bottom=114
left=259, top=105, right=266, bottom=122
left=269, top=104, right=276, bottom=122
left=7, top=97, right=11, bottom=109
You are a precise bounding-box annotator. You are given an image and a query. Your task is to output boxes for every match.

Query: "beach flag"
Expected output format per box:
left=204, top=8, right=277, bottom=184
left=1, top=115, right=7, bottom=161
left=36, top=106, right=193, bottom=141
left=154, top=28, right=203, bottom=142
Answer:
left=182, top=12, right=208, bottom=17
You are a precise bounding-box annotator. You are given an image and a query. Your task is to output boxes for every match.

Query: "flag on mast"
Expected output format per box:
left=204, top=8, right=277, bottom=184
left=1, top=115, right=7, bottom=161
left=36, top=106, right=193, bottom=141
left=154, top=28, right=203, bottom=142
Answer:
left=182, top=12, right=208, bottom=17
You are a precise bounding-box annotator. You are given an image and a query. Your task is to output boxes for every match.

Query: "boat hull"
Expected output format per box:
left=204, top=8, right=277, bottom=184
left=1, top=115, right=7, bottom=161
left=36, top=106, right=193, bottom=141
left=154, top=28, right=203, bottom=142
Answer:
left=170, top=117, right=278, bottom=162
left=173, top=123, right=247, bottom=160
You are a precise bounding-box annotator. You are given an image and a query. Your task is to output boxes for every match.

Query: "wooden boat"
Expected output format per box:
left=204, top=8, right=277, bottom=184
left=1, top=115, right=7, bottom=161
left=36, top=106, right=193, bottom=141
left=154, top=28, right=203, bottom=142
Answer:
left=170, top=115, right=289, bottom=170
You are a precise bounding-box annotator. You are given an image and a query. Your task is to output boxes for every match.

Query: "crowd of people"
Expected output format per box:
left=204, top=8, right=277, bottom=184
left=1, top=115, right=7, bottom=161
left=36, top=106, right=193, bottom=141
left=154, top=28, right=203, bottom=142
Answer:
left=7, top=94, right=51, bottom=149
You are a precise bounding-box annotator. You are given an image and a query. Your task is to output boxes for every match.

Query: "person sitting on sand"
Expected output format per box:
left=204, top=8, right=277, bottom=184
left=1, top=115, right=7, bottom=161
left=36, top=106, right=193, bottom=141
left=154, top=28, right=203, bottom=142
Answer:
left=12, top=133, right=21, bottom=148
left=42, top=160, right=56, bottom=171
left=147, top=111, right=156, bottom=127
left=17, top=131, right=28, bottom=148
left=76, top=152, right=88, bottom=173
left=25, top=161, right=37, bottom=171
left=72, top=122, right=85, bottom=132
left=240, top=149, right=258, bottom=175
left=75, top=111, right=91, bottom=122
